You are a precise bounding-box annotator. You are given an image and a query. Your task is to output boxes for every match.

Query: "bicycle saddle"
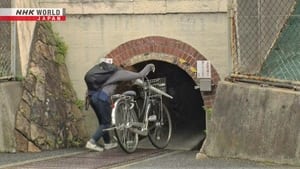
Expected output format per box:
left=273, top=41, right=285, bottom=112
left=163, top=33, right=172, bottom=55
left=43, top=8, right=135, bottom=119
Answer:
left=122, top=90, right=136, bottom=96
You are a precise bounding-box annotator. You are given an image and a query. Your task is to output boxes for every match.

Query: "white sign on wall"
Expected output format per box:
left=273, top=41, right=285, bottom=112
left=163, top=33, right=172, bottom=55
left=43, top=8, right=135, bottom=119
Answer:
left=100, top=58, right=113, bottom=64
left=197, top=60, right=211, bottom=78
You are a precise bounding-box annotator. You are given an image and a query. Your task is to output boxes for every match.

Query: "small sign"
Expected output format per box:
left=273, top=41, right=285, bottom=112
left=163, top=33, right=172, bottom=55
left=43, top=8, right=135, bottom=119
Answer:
left=197, top=60, right=211, bottom=78
left=100, top=58, right=113, bottom=64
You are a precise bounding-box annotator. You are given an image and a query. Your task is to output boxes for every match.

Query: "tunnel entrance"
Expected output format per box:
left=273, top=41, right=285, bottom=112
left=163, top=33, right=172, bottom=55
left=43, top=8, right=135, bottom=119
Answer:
left=133, top=60, right=206, bottom=150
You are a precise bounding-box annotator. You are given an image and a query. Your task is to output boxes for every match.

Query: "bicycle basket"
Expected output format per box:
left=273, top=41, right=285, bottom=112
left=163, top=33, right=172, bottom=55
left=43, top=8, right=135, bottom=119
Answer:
left=138, top=77, right=167, bottom=97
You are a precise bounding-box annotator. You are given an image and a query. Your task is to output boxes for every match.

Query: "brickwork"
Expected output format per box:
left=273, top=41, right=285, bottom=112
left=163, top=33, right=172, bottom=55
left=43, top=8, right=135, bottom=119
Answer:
left=106, top=36, right=220, bottom=107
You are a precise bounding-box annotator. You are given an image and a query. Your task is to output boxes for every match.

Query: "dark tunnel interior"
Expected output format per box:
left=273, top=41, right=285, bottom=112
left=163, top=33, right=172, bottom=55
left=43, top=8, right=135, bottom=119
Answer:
left=132, top=60, right=206, bottom=150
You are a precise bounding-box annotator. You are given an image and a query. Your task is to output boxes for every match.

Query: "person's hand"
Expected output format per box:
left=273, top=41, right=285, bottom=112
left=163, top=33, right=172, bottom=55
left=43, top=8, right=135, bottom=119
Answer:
left=149, top=64, right=155, bottom=72
left=141, top=64, right=155, bottom=77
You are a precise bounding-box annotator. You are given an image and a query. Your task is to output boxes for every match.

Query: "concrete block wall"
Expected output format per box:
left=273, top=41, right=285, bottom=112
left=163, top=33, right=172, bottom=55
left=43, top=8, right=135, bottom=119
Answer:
left=202, top=81, right=300, bottom=166
left=0, top=82, right=22, bottom=152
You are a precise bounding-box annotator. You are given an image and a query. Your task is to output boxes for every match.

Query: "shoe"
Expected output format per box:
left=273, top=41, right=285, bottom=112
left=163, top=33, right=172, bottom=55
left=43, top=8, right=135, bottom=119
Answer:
left=104, top=142, right=118, bottom=150
left=85, top=141, right=103, bottom=152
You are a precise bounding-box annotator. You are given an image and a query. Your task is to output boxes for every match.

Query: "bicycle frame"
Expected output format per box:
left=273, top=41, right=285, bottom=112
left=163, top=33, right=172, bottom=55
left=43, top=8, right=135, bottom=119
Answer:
left=110, top=91, right=155, bottom=136
left=107, top=77, right=173, bottom=153
left=140, top=94, right=164, bottom=129
left=109, top=78, right=170, bottom=132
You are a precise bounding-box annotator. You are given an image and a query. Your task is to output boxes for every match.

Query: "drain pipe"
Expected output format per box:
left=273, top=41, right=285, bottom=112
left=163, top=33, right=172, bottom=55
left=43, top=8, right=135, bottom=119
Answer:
left=11, top=0, right=17, bottom=78
left=227, top=0, right=235, bottom=77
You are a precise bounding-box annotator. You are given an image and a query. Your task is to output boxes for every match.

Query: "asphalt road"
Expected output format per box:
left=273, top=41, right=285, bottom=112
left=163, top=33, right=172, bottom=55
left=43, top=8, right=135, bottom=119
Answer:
left=1, top=148, right=300, bottom=169
left=112, top=150, right=300, bottom=169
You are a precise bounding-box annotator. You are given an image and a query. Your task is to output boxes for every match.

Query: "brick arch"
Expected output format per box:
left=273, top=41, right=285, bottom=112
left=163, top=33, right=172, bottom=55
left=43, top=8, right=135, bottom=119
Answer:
left=106, top=36, right=220, bottom=107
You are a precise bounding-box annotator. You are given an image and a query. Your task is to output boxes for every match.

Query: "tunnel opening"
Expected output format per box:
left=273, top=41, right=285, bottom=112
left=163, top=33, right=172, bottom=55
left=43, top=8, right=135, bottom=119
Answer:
left=131, top=60, right=206, bottom=151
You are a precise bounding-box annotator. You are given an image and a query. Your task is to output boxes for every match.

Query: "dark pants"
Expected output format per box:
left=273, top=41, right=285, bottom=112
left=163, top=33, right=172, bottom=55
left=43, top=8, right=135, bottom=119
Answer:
left=89, top=92, right=112, bottom=143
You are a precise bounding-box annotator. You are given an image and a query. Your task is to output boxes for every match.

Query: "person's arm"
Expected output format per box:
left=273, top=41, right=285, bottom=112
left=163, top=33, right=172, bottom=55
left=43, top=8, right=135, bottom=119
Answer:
left=103, top=64, right=155, bottom=85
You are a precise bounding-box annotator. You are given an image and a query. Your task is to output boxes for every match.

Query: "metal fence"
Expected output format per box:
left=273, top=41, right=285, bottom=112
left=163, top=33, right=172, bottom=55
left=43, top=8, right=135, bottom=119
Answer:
left=0, top=0, right=14, bottom=79
left=230, top=0, right=300, bottom=86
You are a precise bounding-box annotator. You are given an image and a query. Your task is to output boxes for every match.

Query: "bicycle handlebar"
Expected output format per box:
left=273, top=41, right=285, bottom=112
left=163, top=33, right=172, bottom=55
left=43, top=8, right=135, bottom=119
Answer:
left=134, top=79, right=173, bottom=99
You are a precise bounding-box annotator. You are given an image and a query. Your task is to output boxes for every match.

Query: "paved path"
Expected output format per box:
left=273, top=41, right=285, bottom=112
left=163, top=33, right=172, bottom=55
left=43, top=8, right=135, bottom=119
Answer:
left=0, top=148, right=170, bottom=169
left=1, top=148, right=300, bottom=169
left=0, top=148, right=85, bottom=168
left=113, top=150, right=300, bottom=169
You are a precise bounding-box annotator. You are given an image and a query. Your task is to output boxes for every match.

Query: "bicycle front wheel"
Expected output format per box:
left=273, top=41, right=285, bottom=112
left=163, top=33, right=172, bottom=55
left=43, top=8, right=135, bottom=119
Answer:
left=114, top=100, right=139, bottom=153
left=148, top=103, right=172, bottom=149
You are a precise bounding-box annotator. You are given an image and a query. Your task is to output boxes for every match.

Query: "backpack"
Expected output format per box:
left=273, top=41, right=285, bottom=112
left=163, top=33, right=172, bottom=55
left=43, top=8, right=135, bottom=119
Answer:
left=84, top=62, right=118, bottom=91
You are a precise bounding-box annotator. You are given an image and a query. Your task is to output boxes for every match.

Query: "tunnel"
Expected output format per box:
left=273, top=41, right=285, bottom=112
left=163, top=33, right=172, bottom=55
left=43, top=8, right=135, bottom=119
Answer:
left=130, top=60, right=206, bottom=151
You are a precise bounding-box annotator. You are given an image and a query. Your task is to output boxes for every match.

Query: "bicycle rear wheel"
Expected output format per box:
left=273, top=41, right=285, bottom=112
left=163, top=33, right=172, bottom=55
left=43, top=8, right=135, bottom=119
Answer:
left=114, top=100, right=139, bottom=153
left=148, top=103, right=172, bottom=149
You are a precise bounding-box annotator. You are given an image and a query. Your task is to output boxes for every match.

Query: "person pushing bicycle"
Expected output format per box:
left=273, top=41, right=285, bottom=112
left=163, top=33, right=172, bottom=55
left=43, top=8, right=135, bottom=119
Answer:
left=84, top=61, right=155, bottom=152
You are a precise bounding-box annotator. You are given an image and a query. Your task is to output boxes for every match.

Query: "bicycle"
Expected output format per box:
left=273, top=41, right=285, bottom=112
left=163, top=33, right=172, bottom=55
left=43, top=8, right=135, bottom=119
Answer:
left=105, top=78, right=173, bottom=153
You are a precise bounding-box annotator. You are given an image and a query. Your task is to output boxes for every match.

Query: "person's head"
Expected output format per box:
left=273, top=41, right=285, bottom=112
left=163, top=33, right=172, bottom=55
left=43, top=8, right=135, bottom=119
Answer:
left=120, top=64, right=136, bottom=71
left=115, top=64, right=138, bottom=94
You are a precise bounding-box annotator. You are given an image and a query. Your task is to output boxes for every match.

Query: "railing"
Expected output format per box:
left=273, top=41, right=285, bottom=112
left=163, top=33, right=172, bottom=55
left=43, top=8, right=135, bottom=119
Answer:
left=0, top=0, right=16, bottom=80
left=229, top=0, right=300, bottom=88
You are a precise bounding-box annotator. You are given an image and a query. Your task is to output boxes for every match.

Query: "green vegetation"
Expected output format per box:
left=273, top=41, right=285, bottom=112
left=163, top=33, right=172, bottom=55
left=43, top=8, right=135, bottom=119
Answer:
left=54, top=32, right=68, bottom=65
left=42, top=22, right=68, bottom=65
left=74, top=99, right=85, bottom=110
left=43, top=21, right=52, bottom=31
left=62, top=87, right=72, bottom=99
left=204, top=106, right=213, bottom=120
left=14, top=75, right=24, bottom=81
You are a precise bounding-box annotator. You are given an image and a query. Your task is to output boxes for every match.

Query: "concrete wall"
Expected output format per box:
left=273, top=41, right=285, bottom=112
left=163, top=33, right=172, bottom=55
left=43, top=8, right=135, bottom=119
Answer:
left=39, top=1, right=229, bottom=99
left=14, top=0, right=38, bottom=77
left=38, top=0, right=228, bottom=141
left=52, top=13, right=228, bottom=99
left=39, top=0, right=227, bottom=14
left=202, top=81, right=300, bottom=166
left=0, top=0, right=37, bottom=153
left=0, top=82, right=22, bottom=152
